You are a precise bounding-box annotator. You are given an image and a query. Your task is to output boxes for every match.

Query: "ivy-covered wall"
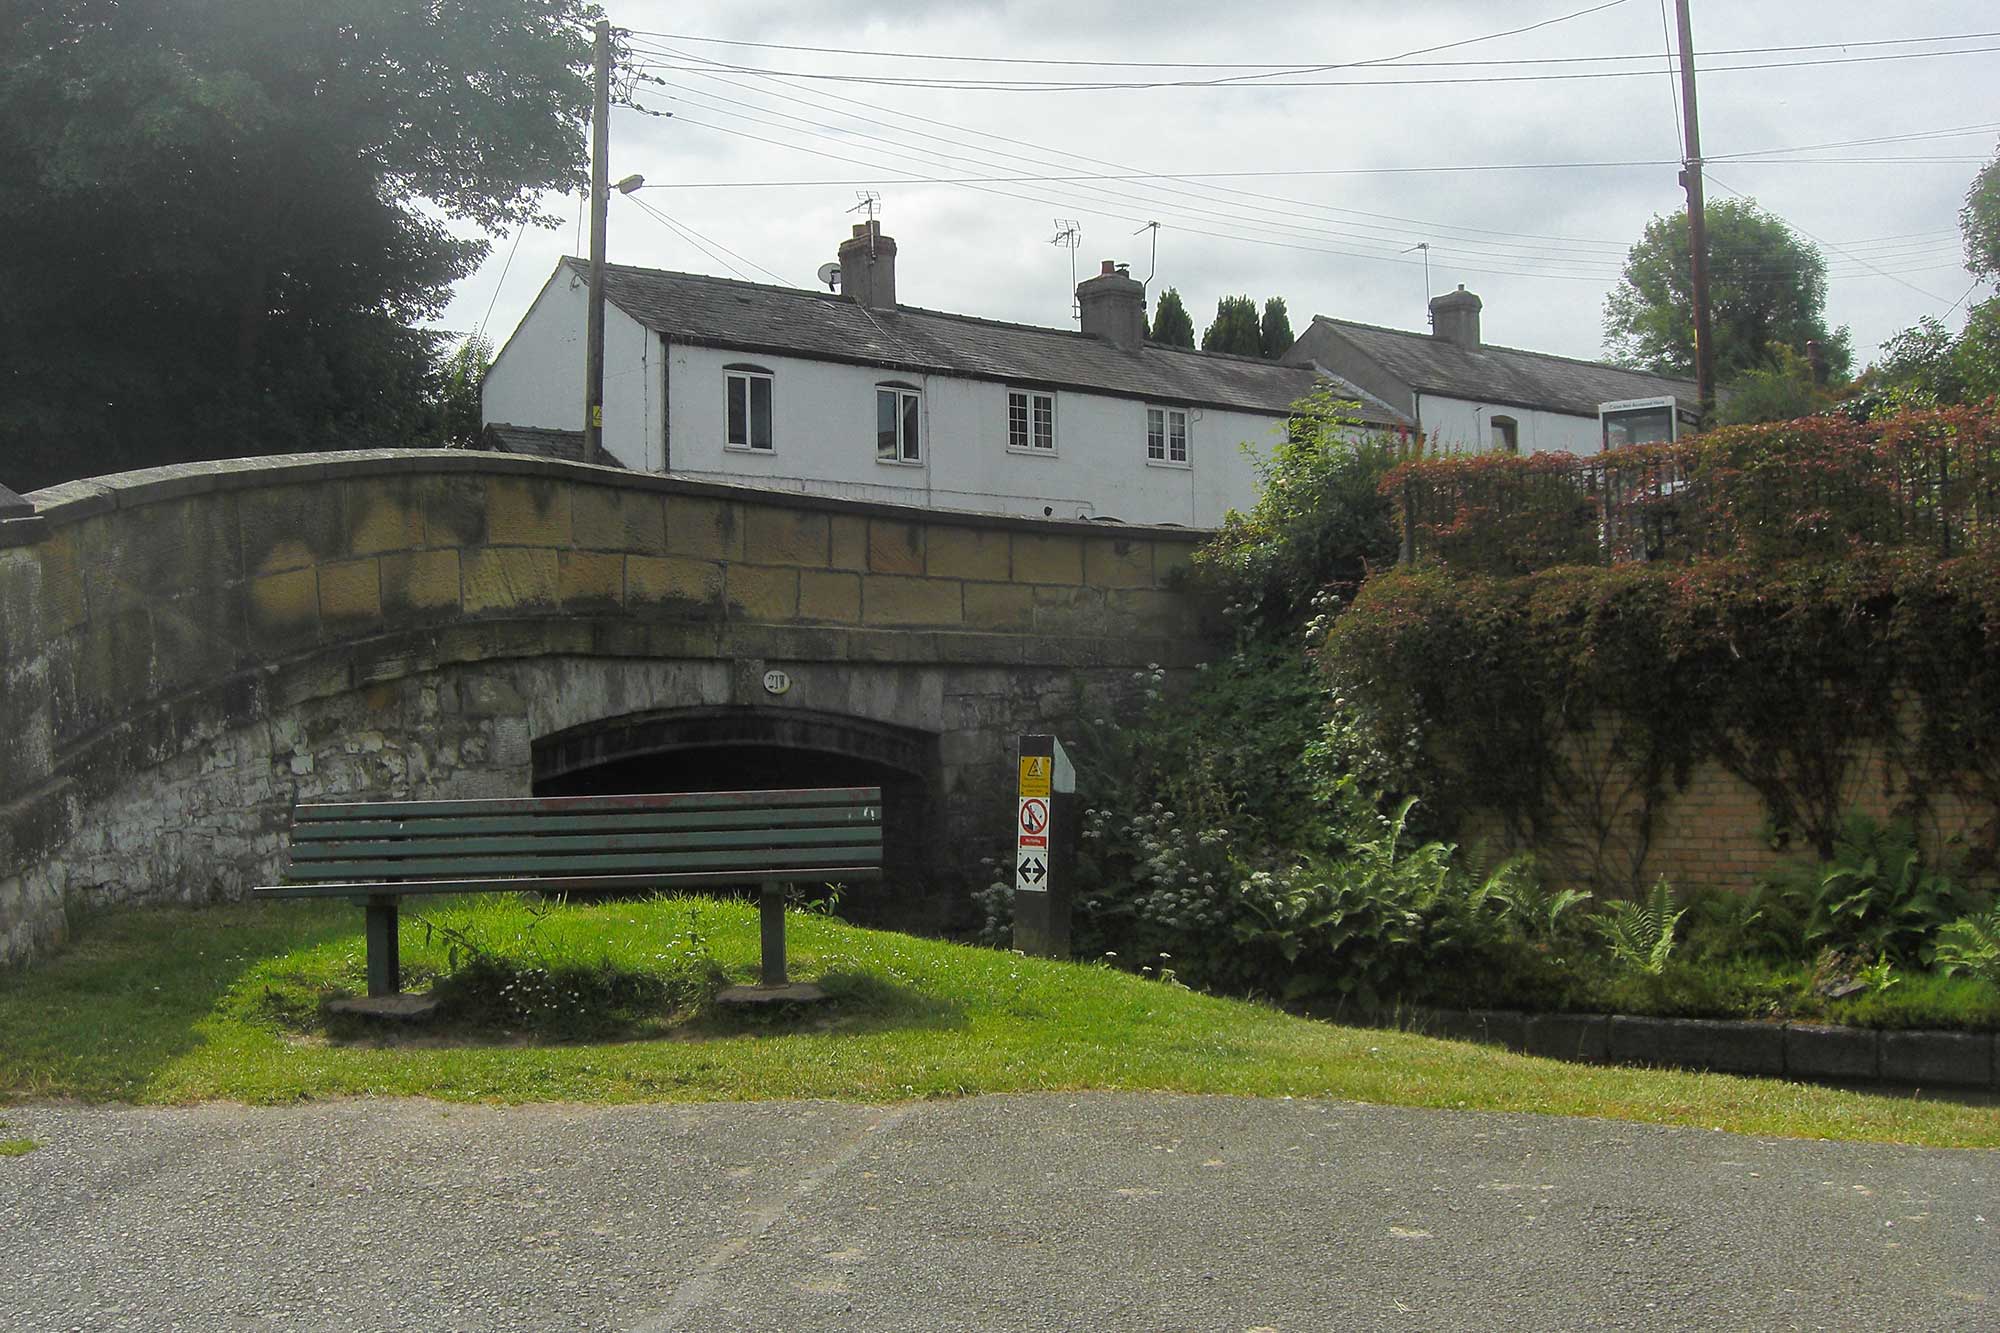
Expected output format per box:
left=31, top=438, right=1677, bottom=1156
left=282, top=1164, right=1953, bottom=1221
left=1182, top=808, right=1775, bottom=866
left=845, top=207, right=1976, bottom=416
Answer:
left=1328, top=405, right=2000, bottom=895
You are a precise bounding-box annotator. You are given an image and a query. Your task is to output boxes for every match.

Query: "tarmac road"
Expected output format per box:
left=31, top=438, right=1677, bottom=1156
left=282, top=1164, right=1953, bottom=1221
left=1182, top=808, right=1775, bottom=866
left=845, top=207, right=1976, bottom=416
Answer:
left=0, top=1093, right=1992, bottom=1332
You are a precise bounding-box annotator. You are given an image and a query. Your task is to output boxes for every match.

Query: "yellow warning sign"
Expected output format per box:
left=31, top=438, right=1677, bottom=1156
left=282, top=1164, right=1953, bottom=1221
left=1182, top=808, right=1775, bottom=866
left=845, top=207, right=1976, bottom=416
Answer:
left=1018, top=756, right=1051, bottom=798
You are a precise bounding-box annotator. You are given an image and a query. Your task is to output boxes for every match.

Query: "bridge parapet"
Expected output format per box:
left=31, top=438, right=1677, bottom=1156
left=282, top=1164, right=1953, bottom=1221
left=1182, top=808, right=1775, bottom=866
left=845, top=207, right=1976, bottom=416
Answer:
left=0, top=451, right=1220, bottom=963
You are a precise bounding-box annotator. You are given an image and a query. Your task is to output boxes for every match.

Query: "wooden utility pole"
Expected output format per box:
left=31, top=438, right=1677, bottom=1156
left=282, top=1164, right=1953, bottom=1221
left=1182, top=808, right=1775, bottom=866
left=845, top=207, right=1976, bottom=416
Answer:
left=1674, top=0, right=1716, bottom=423
left=583, top=18, right=611, bottom=465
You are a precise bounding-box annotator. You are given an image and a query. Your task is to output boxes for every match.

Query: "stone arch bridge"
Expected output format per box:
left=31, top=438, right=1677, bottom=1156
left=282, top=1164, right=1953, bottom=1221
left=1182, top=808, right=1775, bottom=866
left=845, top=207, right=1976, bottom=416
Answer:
left=0, top=452, right=1220, bottom=965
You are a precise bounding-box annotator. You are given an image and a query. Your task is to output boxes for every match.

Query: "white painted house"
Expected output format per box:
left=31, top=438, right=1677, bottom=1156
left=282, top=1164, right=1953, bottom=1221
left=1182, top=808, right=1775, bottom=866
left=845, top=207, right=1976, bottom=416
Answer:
left=1282, top=287, right=1700, bottom=457
left=482, top=223, right=1407, bottom=528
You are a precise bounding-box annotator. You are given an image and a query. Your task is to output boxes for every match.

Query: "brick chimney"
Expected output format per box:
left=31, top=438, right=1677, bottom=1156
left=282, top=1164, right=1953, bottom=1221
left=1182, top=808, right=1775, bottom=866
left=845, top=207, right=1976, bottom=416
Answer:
left=1076, top=260, right=1146, bottom=350
left=837, top=221, right=897, bottom=310
left=1429, top=285, right=1482, bottom=348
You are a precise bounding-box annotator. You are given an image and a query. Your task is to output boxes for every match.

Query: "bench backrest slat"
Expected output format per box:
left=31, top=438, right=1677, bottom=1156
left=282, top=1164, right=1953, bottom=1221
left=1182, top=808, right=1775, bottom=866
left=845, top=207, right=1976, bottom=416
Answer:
left=291, top=826, right=882, bottom=862
left=293, top=786, right=882, bottom=821
left=288, top=805, right=880, bottom=840
left=284, top=841, right=883, bottom=881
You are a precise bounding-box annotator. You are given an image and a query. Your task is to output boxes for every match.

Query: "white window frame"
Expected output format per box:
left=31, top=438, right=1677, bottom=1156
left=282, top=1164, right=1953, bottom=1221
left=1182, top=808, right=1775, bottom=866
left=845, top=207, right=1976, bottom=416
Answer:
left=1146, top=405, right=1189, bottom=467
left=876, top=383, right=923, bottom=466
left=724, top=366, right=774, bottom=453
left=1008, top=389, right=1057, bottom=454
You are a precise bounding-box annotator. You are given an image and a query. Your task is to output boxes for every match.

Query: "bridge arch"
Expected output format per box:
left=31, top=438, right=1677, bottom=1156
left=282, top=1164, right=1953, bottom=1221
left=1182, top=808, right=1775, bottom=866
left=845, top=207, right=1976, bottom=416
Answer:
left=0, top=450, right=1221, bottom=964
left=534, top=705, right=939, bottom=923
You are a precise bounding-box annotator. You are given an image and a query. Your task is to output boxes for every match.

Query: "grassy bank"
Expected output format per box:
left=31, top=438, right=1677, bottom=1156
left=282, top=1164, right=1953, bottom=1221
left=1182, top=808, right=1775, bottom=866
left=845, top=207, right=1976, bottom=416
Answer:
left=0, top=896, right=1994, bottom=1148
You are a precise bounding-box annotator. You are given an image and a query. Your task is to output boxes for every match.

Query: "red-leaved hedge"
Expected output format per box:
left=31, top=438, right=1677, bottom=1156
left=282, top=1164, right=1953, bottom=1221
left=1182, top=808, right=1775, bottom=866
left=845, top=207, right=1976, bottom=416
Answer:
left=1385, top=403, right=2000, bottom=574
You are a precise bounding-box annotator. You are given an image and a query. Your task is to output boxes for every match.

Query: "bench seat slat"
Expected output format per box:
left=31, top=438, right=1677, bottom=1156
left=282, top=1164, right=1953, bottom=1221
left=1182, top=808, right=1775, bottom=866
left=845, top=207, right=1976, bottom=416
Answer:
left=254, top=867, right=884, bottom=899
left=290, top=826, right=881, bottom=861
left=283, top=841, right=883, bottom=881
left=294, top=787, right=881, bottom=821
left=289, top=806, right=880, bottom=840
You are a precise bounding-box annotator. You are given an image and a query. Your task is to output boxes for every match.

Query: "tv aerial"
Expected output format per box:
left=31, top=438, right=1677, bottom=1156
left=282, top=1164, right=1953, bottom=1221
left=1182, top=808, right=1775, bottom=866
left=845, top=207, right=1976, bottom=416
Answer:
left=1051, top=219, right=1082, bottom=318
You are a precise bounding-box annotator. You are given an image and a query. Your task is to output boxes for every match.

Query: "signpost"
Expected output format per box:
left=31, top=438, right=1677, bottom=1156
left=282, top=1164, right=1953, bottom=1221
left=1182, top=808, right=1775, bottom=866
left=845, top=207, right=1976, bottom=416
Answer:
left=1013, top=734, right=1076, bottom=958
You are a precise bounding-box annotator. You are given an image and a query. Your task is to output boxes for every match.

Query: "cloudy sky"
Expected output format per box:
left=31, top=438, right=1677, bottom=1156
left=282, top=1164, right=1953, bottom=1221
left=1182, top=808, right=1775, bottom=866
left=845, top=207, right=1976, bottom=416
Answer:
left=440, top=0, right=1999, bottom=370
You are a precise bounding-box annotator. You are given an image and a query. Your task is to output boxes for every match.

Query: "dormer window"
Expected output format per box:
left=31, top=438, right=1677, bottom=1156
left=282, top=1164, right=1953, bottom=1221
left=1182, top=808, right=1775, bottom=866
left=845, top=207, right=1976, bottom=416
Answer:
left=876, top=382, right=922, bottom=464
left=725, top=364, right=774, bottom=452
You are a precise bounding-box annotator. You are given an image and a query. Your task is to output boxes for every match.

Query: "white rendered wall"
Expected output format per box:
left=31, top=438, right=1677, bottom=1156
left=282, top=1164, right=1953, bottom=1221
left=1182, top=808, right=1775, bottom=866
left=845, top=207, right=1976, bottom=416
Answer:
left=481, top=271, right=663, bottom=472
left=1415, top=393, right=1603, bottom=457
left=662, top=342, right=1286, bottom=527
left=482, top=271, right=583, bottom=433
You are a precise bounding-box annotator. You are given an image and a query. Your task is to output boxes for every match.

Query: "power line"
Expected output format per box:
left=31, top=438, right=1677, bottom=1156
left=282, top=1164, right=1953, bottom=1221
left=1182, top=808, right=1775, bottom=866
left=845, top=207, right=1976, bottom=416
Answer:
left=617, top=27, right=2000, bottom=72
left=633, top=64, right=1651, bottom=267
left=475, top=217, right=530, bottom=342
left=630, top=46, right=1991, bottom=264
left=630, top=1, right=1643, bottom=84
left=644, top=83, right=1648, bottom=268
left=647, top=113, right=1959, bottom=285
left=620, top=194, right=797, bottom=287
left=1706, top=171, right=1952, bottom=305
left=623, top=42, right=2000, bottom=92
left=614, top=35, right=1985, bottom=291
left=636, top=53, right=1638, bottom=253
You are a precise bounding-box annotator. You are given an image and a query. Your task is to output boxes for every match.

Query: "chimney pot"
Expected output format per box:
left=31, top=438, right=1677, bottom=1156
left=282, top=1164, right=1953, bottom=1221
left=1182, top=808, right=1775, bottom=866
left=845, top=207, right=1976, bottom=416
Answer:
left=1100, top=260, right=1116, bottom=275
left=836, top=220, right=898, bottom=310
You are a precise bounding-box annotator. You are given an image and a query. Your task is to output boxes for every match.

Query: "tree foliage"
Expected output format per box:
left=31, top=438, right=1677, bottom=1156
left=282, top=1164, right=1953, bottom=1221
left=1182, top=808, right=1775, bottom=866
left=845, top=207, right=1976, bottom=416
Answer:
left=1194, top=387, right=1401, bottom=622
left=1962, top=145, right=2000, bottom=281
left=1202, top=295, right=1264, bottom=356
left=0, top=0, right=596, bottom=492
left=1603, top=198, right=1853, bottom=385
left=435, top=336, right=495, bottom=449
left=1260, top=297, right=1295, bottom=359
left=1867, top=145, right=2000, bottom=409
left=1149, top=287, right=1196, bottom=349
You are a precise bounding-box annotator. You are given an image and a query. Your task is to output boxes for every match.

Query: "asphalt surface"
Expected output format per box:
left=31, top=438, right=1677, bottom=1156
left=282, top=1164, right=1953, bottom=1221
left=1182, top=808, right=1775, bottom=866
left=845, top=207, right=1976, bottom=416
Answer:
left=0, top=1094, right=1993, bottom=1332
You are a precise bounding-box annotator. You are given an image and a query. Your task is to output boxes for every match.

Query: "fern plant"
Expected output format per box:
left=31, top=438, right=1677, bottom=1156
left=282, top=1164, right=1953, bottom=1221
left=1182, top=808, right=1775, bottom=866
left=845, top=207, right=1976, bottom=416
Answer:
left=1491, top=865, right=1593, bottom=943
left=1799, top=815, right=1979, bottom=966
left=1934, top=906, right=2000, bottom=983
left=1594, top=878, right=1685, bottom=975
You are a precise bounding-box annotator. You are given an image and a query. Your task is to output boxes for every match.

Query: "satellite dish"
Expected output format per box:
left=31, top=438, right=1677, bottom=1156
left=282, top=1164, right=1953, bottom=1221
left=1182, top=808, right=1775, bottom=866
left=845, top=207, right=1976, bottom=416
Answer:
left=817, top=262, right=842, bottom=292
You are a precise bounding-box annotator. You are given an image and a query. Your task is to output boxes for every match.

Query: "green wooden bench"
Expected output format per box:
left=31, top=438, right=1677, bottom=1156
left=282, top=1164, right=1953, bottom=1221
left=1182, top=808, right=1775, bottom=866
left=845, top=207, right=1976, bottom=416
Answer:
left=253, top=786, right=884, bottom=998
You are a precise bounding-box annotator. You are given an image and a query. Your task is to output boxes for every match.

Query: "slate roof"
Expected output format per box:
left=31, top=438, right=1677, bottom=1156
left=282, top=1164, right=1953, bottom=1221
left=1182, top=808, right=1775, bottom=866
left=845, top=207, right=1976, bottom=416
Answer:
left=574, top=258, right=1407, bottom=426
left=1308, top=315, right=1699, bottom=418
left=482, top=423, right=610, bottom=466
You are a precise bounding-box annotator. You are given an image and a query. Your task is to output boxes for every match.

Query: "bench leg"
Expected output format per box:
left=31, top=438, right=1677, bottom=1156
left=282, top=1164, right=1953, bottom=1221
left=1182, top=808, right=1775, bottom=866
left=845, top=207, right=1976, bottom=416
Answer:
left=365, top=896, right=401, bottom=998
left=758, top=881, right=788, bottom=987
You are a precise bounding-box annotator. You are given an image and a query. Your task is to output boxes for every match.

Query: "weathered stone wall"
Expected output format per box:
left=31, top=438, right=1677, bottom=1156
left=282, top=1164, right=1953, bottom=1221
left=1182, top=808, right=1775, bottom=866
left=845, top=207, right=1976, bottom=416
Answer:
left=0, top=451, right=1220, bottom=965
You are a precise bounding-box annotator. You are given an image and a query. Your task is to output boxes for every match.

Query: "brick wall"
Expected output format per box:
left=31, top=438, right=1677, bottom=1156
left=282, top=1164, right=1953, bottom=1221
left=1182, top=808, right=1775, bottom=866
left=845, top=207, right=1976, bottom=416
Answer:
left=1464, top=716, right=1993, bottom=894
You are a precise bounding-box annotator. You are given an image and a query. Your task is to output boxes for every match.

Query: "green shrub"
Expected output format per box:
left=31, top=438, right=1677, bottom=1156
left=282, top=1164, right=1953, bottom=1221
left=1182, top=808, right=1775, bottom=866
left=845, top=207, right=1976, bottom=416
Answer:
left=1194, top=386, right=1402, bottom=624
left=1763, top=814, right=1985, bottom=967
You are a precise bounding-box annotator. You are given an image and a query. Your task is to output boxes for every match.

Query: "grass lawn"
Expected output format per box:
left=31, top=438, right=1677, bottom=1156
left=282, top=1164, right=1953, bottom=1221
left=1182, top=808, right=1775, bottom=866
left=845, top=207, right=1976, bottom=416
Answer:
left=0, top=895, right=1994, bottom=1149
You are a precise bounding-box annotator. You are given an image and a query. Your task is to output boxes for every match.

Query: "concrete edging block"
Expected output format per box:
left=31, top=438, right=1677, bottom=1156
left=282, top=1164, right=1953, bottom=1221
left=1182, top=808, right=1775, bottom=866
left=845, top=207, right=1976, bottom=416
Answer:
left=1880, top=1030, right=1993, bottom=1088
left=1609, top=1016, right=1785, bottom=1075
left=1783, top=1023, right=1879, bottom=1081
left=1524, top=1013, right=1611, bottom=1062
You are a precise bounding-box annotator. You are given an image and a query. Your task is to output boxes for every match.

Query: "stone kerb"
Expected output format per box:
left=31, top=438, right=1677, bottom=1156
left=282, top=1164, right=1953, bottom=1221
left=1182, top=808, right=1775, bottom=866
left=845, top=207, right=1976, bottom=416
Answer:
left=0, top=449, right=1221, bottom=964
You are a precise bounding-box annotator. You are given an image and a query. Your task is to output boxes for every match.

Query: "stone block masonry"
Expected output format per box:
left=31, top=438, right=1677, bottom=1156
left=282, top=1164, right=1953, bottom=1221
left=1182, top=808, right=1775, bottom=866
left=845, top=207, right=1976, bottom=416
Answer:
left=0, top=451, right=1223, bottom=966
